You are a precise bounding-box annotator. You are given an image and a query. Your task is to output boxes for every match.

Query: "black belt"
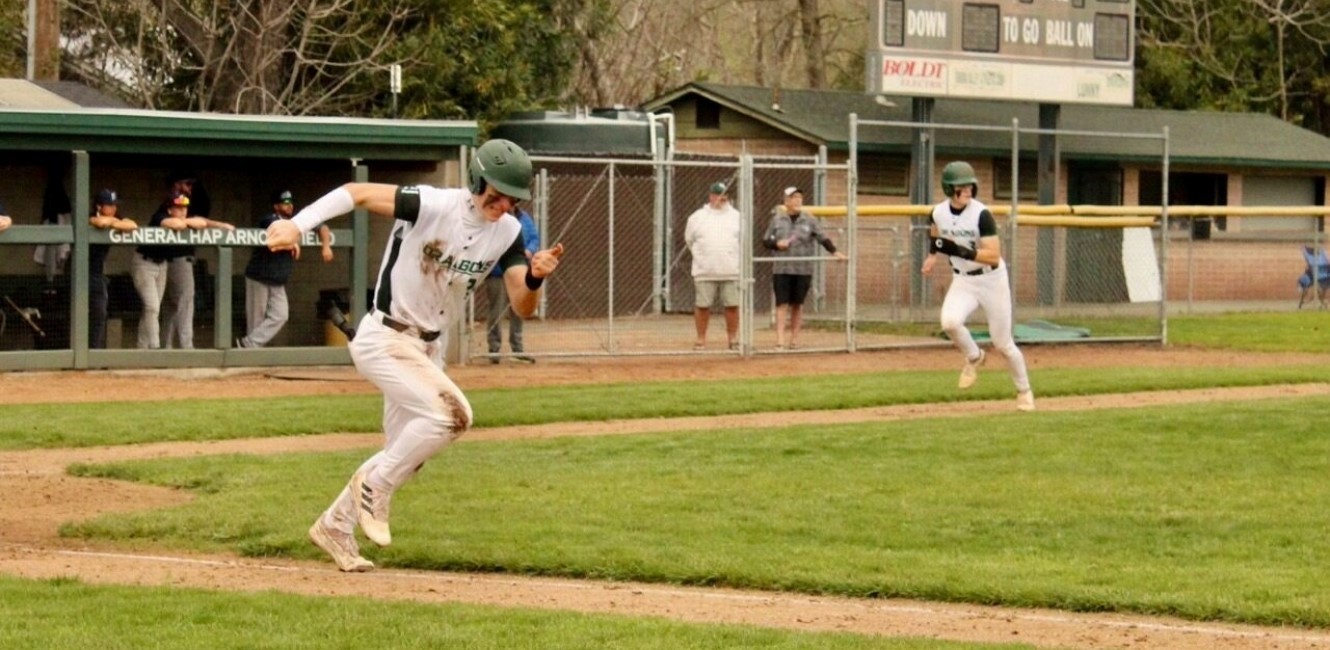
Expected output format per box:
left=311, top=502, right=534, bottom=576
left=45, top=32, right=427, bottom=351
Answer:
left=954, top=265, right=996, bottom=276
left=380, top=313, right=441, bottom=342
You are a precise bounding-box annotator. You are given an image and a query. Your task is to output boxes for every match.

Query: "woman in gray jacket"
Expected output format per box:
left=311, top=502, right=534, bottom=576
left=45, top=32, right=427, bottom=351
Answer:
left=762, top=187, right=845, bottom=350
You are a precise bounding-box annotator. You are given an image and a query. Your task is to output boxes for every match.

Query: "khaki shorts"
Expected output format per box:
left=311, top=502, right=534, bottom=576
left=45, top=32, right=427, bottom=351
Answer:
left=695, top=279, right=740, bottom=308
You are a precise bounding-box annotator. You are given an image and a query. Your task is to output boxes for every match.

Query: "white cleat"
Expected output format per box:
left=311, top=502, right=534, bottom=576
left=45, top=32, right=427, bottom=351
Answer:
left=309, top=519, right=375, bottom=572
left=1016, top=390, right=1036, bottom=412
left=353, top=471, right=392, bottom=547
left=958, top=350, right=986, bottom=389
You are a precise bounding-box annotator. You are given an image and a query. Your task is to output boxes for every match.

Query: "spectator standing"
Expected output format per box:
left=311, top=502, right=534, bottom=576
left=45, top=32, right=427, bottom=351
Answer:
left=761, top=186, right=846, bottom=350
left=154, top=172, right=231, bottom=349
left=132, top=192, right=189, bottom=348
left=684, top=182, right=741, bottom=350
left=88, top=189, right=138, bottom=348
left=484, top=206, right=539, bottom=363
left=238, top=190, right=333, bottom=348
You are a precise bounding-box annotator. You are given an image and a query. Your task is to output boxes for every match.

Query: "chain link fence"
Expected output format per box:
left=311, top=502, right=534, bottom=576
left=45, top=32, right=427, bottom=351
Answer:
left=4, top=130, right=1327, bottom=371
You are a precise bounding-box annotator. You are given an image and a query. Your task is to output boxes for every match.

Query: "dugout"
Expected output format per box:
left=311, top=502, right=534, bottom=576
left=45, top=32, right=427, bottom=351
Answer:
left=0, top=90, right=477, bottom=371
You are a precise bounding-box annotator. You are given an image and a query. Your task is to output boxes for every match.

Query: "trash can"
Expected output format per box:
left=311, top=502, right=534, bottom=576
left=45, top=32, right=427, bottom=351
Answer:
left=316, top=288, right=352, bottom=347
left=1191, top=217, right=1212, bottom=240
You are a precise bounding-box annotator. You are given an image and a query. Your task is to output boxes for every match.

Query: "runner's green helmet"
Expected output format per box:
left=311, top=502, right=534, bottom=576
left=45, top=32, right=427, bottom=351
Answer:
left=468, top=139, right=532, bottom=200
left=941, top=161, right=979, bottom=196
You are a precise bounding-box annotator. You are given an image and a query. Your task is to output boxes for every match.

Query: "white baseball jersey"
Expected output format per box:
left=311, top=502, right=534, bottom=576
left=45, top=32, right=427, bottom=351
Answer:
left=374, top=185, right=524, bottom=341
left=930, top=197, right=998, bottom=273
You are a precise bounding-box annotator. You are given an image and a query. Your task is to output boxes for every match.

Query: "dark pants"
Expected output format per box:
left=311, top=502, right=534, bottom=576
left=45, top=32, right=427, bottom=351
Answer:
left=89, top=272, right=108, bottom=349
left=484, top=275, right=524, bottom=353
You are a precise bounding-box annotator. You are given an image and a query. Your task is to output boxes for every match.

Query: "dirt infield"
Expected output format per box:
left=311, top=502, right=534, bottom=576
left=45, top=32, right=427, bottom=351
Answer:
left=4, top=346, right=1330, bottom=649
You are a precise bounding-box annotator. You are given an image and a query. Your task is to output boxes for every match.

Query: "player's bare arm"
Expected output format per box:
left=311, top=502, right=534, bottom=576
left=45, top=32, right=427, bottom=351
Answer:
left=921, top=224, right=941, bottom=273
left=973, top=235, right=1001, bottom=266
left=506, top=243, right=565, bottom=318
left=161, top=216, right=190, bottom=230
left=319, top=225, right=334, bottom=262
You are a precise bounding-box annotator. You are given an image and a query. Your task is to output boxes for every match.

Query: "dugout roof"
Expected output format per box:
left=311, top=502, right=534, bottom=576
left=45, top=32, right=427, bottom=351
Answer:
left=0, top=107, right=477, bottom=160
left=645, top=82, right=1330, bottom=170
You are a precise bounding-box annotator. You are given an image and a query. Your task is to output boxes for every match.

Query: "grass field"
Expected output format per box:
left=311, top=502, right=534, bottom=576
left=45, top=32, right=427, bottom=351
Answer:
left=0, top=577, right=1011, bottom=650
left=6, top=311, right=1330, bottom=647
left=64, top=395, right=1330, bottom=628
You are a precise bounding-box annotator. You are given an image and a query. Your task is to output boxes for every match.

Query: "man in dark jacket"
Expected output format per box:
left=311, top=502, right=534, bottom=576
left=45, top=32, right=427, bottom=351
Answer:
left=238, top=190, right=332, bottom=347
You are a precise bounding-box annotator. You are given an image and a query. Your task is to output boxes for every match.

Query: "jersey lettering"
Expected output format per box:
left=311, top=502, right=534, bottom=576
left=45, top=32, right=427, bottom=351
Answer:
left=426, top=248, right=492, bottom=276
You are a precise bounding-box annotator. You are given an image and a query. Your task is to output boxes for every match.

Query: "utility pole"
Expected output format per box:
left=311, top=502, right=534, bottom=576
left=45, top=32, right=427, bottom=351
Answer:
left=27, top=0, right=60, bottom=81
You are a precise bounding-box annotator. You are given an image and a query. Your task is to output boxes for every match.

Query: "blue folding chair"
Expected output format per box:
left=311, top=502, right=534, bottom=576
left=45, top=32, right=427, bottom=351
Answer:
left=1297, top=246, right=1330, bottom=309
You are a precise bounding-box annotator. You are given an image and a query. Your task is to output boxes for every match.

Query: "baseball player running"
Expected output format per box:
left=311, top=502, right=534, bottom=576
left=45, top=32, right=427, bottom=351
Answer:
left=921, top=161, right=1034, bottom=412
left=266, top=139, right=564, bottom=571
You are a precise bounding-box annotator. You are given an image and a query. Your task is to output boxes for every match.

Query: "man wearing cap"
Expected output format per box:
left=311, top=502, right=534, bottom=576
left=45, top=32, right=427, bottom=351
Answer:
left=132, top=191, right=192, bottom=348
left=150, top=173, right=233, bottom=349
left=237, top=190, right=333, bottom=348
left=685, top=181, right=742, bottom=350
left=88, top=189, right=138, bottom=349
left=762, top=186, right=847, bottom=350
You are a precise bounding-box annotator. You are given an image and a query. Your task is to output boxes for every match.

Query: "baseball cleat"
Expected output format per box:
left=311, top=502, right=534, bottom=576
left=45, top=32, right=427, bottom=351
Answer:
left=309, top=519, right=374, bottom=572
left=353, top=471, right=393, bottom=547
left=1016, top=390, right=1036, bottom=412
left=958, top=350, right=986, bottom=389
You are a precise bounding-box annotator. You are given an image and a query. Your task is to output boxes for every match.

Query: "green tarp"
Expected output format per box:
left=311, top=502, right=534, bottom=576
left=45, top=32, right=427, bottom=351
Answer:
left=957, top=320, right=1091, bottom=342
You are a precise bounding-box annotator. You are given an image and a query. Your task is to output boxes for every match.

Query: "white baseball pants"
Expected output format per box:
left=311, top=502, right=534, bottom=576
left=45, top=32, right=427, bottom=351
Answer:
left=322, top=313, right=473, bottom=535
left=939, top=265, right=1031, bottom=393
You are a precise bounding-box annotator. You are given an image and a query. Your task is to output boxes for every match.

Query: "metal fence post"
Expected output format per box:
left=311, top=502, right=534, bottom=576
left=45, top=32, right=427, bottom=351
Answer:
left=846, top=115, right=858, bottom=352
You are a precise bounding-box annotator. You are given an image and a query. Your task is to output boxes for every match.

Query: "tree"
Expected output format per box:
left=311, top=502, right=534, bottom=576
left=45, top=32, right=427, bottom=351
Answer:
left=370, top=0, right=577, bottom=127
left=1136, top=0, right=1330, bottom=132
left=553, top=0, right=864, bottom=108
left=63, top=0, right=409, bottom=115
left=0, top=1, right=26, bottom=77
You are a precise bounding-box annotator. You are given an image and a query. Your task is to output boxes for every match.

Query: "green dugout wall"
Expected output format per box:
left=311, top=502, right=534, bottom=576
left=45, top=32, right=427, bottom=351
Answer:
left=0, top=109, right=476, bottom=371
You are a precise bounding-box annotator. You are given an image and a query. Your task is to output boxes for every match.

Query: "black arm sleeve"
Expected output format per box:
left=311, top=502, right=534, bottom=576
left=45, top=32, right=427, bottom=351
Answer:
left=496, top=232, right=527, bottom=273
left=819, top=238, right=838, bottom=254
left=931, top=237, right=977, bottom=260
left=393, top=186, right=422, bottom=224
left=978, top=210, right=997, bottom=237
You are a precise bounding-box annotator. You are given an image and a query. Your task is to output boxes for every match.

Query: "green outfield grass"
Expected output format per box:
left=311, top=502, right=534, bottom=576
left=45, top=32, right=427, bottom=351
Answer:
left=1167, top=311, right=1330, bottom=352
left=0, top=577, right=1013, bottom=650
left=1, top=363, right=1326, bottom=450
left=66, top=396, right=1330, bottom=628
left=854, top=310, right=1330, bottom=349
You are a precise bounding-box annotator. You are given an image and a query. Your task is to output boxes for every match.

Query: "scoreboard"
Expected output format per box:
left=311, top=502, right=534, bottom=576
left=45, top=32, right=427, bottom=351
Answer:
left=866, top=0, right=1135, bottom=105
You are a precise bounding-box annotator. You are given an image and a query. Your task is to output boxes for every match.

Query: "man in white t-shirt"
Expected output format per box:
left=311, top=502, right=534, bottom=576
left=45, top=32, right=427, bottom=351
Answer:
left=685, top=182, right=742, bottom=350
left=266, top=139, right=565, bottom=572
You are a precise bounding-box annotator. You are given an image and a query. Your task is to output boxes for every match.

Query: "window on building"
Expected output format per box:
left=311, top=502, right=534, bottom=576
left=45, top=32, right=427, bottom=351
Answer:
left=1139, top=170, right=1228, bottom=238
left=695, top=98, right=720, bottom=130
left=992, top=157, right=1038, bottom=201
left=857, top=153, right=909, bottom=196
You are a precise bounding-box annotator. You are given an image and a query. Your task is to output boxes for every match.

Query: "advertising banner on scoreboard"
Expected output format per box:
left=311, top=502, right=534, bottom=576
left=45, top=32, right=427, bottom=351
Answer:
left=867, top=0, right=1135, bottom=106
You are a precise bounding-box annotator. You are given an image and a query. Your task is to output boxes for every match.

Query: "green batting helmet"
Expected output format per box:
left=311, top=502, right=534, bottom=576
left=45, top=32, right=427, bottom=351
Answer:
left=468, top=139, right=532, bottom=201
left=941, top=161, right=979, bottom=196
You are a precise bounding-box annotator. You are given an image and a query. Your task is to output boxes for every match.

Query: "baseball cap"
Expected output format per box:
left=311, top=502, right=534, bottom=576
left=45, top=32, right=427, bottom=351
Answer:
left=709, top=182, right=727, bottom=194
left=169, top=192, right=190, bottom=207
left=783, top=186, right=803, bottom=197
left=271, top=189, right=294, bottom=204
left=95, top=189, right=118, bottom=205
